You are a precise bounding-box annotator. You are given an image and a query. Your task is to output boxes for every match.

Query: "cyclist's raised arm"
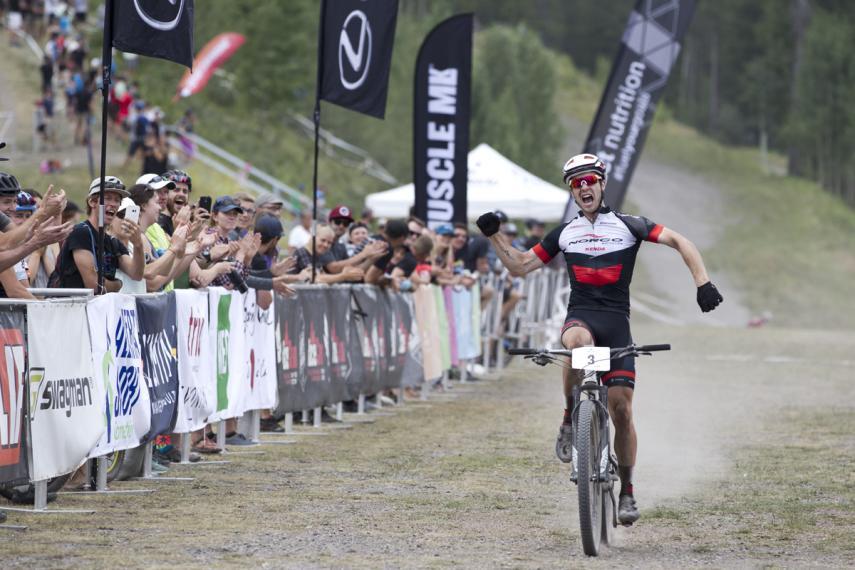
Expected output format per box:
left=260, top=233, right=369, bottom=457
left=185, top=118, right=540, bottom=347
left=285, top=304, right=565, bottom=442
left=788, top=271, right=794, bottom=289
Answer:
left=655, top=227, right=709, bottom=287
left=488, top=233, right=544, bottom=277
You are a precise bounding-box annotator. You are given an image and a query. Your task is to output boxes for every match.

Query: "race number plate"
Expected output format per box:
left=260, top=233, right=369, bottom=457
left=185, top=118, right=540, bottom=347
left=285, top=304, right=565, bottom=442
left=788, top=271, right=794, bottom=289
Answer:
left=571, top=347, right=611, bottom=371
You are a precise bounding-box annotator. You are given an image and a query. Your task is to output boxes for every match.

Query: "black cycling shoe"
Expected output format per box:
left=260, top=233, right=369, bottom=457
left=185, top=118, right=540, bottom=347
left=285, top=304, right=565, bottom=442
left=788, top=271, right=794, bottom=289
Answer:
left=618, top=494, right=639, bottom=526
left=555, top=423, right=574, bottom=464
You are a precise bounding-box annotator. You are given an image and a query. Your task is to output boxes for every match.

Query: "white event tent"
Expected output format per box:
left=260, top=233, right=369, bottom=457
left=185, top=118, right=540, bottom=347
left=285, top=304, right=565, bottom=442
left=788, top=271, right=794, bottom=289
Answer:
left=365, top=143, right=570, bottom=221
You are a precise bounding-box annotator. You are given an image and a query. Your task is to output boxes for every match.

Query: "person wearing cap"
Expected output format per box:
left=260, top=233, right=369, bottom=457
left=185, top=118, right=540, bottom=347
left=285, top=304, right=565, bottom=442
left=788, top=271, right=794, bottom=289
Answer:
left=523, top=219, right=546, bottom=250
left=55, top=176, right=144, bottom=292
left=245, top=214, right=301, bottom=296
left=288, top=209, right=312, bottom=252
left=288, top=224, right=364, bottom=284
left=0, top=192, right=39, bottom=299
left=431, top=223, right=456, bottom=277
left=189, top=196, right=253, bottom=291
left=502, top=222, right=526, bottom=251
left=256, top=193, right=285, bottom=218
left=230, top=192, right=257, bottom=240
left=137, top=173, right=180, bottom=291
left=321, top=205, right=387, bottom=274
left=158, top=170, right=193, bottom=237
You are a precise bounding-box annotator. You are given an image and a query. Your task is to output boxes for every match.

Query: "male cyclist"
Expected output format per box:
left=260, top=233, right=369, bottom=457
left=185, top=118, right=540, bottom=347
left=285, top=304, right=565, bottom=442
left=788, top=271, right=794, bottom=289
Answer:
left=476, top=153, right=723, bottom=525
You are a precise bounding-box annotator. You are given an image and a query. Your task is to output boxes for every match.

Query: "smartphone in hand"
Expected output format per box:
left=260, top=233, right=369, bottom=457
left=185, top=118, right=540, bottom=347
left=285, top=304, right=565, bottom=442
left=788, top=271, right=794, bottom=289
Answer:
left=198, top=196, right=213, bottom=212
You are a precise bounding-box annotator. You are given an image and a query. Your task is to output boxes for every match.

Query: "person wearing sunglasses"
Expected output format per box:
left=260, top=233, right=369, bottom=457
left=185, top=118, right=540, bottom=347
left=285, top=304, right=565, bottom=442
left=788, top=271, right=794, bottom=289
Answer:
left=319, top=205, right=387, bottom=275
left=475, top=152, right=724, bottom=527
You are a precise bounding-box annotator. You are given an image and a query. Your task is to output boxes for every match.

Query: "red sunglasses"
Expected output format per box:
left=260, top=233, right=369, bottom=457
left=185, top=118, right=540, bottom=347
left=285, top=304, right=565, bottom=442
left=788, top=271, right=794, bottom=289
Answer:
left=568, top=174, right=601, bottom=189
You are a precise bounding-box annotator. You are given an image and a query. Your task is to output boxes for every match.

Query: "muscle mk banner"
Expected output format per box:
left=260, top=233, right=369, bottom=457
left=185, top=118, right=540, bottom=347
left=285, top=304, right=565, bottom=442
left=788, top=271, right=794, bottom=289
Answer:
left=174, top=289, right=215, bottom=433
left=208, top=288, right=247, bottom=422
left=564, top=0, right=696, bottom=217
left=0, top=308, right=28, bottom=485
left=243, top=289, right=278, bottom=412
left=112, top=0, right=195, bottom=68
left=318, top=0, right=399, bottom=118
left=413, top=14, right=473, bottom=228
left=27, top=302, right=104, bottom=481
left=87, top=294, right=151, bottom=457
left=136, top=293, right=180, bottom=441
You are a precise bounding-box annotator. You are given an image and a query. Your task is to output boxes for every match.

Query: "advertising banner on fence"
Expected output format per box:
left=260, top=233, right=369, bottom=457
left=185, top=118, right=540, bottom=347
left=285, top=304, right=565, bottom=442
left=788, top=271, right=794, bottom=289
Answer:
left=0, top=308, right=28, bottom=485
left=564, top=0, right=696, bottom=216
left=136, top=293, right=179, bottom=441
left=318, top=0, right=400, bottom=118
left=87, top=294, right=151, bottom=457
left=243, top=289, right=278, bottom=411
left=300, top=288, right=333, bottom=409
left=325, top=288, right=356, bottom=404
left=174, top=289, right=215, bottom=433
left=394, top=293, right=423, bottom=387
left=413, top=14, right=473, bottom=228
left=208, top=288, right=247, bottom=422
left=378, top=290, right=402, bottom=390
left=413, top=284, right=443, bottom=382
left=352, top=286, right=381, bottom=396
left=27, top=302, right=103, bottom=481
left=275, top=292, right=305, bottom=414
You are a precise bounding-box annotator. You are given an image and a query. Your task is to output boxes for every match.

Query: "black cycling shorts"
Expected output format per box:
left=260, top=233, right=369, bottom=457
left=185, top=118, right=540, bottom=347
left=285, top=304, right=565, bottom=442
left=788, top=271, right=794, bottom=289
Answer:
left=561, top=308, right=636, bottom=389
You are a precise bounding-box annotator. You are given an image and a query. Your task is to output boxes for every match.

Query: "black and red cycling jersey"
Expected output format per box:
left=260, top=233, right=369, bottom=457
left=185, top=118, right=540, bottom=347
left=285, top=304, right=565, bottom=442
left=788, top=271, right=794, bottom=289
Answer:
left=532, top=206, right=663, bottom=315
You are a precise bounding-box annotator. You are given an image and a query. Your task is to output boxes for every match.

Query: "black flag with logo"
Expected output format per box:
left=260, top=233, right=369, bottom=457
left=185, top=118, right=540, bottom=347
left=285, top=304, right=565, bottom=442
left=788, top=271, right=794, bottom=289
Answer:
left=413, top=14, right=473, bottom=228
left=564, top=0, right=695, bottom=218
left=112, top=0, right=195, bottom=68
left=318, top=0, right=399, bottom=118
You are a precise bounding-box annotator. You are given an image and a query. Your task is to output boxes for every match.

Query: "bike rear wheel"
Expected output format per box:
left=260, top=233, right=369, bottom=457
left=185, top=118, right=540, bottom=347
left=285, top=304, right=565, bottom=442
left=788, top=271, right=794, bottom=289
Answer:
left=576, top=399, right=602, bottom=556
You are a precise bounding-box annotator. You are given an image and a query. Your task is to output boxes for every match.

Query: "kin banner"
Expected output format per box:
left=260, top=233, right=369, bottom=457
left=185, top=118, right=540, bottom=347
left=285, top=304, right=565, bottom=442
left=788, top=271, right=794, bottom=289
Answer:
left=413, top=14, right=473, bottom=228
left=564, top=0, right=696, bottom=217
left=136, top=293, right=180, bottom=441
left=318, top=0, right=399, bottom=118
left=0, top=308, right=28, bottom=485
left=174, top=290, right=215, bottom=433
left=112, top=0, right=195, bottom=68
left=27, top=302, right=104, bottom=481
left=87, top=294, right=151, bottom=457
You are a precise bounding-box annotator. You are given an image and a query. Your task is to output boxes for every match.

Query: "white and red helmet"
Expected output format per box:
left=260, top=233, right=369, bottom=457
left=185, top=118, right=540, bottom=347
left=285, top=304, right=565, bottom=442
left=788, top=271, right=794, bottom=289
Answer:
left=562, top=153, right=607, bottom=186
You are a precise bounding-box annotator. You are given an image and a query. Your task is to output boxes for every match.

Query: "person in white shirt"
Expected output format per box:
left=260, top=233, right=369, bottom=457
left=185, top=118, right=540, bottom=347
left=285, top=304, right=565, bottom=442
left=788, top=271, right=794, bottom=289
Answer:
left=288, top=209, right=312, bottom=253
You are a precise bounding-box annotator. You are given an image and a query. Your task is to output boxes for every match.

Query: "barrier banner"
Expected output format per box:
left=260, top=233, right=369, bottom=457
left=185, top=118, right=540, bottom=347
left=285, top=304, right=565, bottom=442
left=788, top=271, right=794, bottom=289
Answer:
left=434, top=286, right=452, bottom=370
left=326, top=288, right=357, bottom=403
left=87, top=294, right=151, bottom=457
left=563, top=0, right=696, bottom=215
left=413, top=285, right=443, bottom=381
left=300, top=288, right=333, bottom=409
left=469, top=281, right=482, bottom=357
left=174, top=289, right=215, bottom=433
left=27, top=302, right=104, bottom=481
left=452, top=286, right=478, bottom=360
left=0, top=308, right=28, bottom=485
left=243, top=289, right=278, bottom=411
left=352, top=286, right=382, bottom=396
left=208, top=288, right=247, bottom=422
left=377, top=290, right=401, bottom=390
left=395, top=293, right=423, bottom=387
left=275, top=292, right=306, bottom=414
left=136, top=293, right=179, bottom=441
left=413, top=13, right=473, bottom=228
left=442, top=286, right=459, bottom=366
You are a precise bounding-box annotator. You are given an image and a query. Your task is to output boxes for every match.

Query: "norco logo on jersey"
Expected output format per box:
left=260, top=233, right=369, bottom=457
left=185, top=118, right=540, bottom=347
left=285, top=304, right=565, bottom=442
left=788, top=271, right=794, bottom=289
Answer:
left=568, top=237, right=624, bottom=245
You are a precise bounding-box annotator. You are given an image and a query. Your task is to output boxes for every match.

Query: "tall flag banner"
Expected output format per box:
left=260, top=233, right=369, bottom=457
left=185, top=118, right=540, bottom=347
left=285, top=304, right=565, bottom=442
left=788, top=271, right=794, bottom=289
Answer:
left=86, top=294, right=152, bottom=457
left=28, top=302, right=104, bottom=482
left=318, top=0, right=399, bottom=118
left=413, top=14, right=473, bottom=228
left=112, top=0, right=195, bottom=68
left=564, top=0, right=696, bottom=218
left=0, top=309, right=28, bottom=485
left=175, top=32, right=245, bottom=100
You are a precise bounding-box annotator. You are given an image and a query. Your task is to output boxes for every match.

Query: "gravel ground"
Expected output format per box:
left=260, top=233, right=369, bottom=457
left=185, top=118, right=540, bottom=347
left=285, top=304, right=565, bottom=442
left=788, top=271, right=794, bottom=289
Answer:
left=3, top=321, right=852, bottom=568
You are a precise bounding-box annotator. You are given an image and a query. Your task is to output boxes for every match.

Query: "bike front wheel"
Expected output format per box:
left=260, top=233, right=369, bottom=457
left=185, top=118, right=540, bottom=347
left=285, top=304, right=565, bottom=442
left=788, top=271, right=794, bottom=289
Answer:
left=576, top=399, right=602, bottom=556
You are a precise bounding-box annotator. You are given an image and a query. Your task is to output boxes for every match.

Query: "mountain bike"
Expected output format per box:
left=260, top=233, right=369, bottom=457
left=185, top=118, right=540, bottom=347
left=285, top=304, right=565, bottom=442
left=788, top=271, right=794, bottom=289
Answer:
left=508, top=343, right=671, bottom=556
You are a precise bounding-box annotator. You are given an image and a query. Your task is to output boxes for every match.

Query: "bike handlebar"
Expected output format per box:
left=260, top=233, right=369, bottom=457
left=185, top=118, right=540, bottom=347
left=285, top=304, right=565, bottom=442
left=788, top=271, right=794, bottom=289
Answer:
left=507, top=348, right=541, bottom=355
left=632, top=344, right=671, bottom=352
left=508, top=343, right=671, bottom=358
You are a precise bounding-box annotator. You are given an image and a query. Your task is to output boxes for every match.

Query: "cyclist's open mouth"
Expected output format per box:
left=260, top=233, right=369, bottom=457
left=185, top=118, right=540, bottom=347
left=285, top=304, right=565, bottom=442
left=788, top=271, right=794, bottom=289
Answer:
left=580, top=192, right=595, bottom=206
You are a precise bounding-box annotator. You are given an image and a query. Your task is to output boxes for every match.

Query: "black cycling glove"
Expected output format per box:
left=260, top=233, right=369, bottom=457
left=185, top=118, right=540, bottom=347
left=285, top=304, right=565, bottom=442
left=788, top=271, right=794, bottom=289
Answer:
left=696, top=281, right=723, bottom=312
left=476, top=212, right=501, bottom=237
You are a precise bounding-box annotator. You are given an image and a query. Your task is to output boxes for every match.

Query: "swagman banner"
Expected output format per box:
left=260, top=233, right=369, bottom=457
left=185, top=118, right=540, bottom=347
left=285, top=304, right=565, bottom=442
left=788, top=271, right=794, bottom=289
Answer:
left=173, top=289, right=215, bottom=433
left=0, top=308, right=28, bottom=485
left=27, top=302, right=104, bottom=482
left=564, top=0, right=696, bottom=218
left=87, top=294, right=151, bottom=458
left=413, top=14, right=473, bottom=228
left=136, top=293, right=180, bottom=441
left=112, top=0, right=195, bottom=68
left=318, top=0, right=399, bottom=118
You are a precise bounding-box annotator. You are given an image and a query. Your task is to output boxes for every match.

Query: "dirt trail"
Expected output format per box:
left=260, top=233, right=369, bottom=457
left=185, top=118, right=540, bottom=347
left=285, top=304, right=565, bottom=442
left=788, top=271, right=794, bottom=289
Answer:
left=3, top=323, right=852, bottom=568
